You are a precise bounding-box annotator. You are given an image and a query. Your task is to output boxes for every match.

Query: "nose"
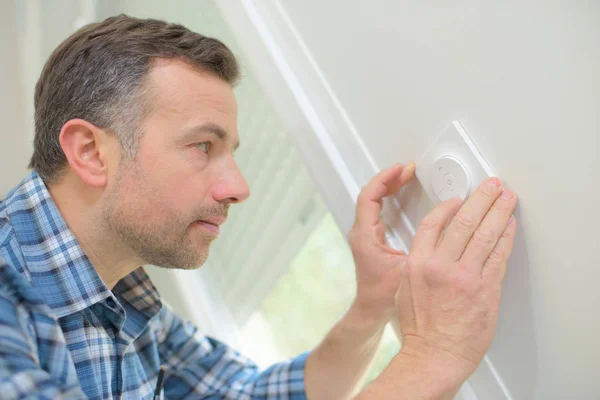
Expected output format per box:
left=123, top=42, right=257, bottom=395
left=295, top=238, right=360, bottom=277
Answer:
left=212, top=158, right=250, bottom=205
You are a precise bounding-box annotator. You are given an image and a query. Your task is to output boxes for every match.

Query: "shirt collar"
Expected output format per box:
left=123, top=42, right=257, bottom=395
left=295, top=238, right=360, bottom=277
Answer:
left=3, top=171, right=161, bottom=320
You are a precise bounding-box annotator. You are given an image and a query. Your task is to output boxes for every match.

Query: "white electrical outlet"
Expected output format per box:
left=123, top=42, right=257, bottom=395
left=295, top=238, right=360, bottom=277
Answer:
left=416, top=121, right=494, bottom=204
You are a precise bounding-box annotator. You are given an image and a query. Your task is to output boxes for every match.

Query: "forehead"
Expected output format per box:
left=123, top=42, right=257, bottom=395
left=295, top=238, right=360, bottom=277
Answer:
left=143, top=58, right=238, bottom=141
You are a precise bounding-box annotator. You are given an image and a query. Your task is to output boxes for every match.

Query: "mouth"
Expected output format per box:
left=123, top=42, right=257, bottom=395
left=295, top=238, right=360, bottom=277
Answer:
left=194, top=220, right=221, bottom=235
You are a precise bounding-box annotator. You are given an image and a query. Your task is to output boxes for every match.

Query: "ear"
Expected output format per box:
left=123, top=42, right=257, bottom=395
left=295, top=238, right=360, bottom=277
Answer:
left=58, top=119, right=116, bottom=188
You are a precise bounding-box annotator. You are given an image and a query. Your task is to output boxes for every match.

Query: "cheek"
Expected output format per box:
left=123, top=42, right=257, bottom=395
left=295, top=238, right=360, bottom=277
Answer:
left=167, top=178, right=210, bottom=208
left=137, top=143, right=213, bottom=211
left=154, top=168, right=213, bottom=216
left=111, top=163, right=165, bottom=219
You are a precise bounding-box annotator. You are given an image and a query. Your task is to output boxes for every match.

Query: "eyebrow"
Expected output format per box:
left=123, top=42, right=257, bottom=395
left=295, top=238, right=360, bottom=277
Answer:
left=181, top=122, right=240, bottom=151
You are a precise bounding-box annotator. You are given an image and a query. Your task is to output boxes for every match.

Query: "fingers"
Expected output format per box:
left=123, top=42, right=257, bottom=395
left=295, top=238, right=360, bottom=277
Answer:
left=482, top=215, right=518, bottom=283
left=460, top=189, right=518, bottom=267
left=411, top=197, right=463, bottom=256
left=355, top=163, right=415, bottom=228
left=437, top=177, right=505, bottom=261
left=388, top=162, right=416, bottom=196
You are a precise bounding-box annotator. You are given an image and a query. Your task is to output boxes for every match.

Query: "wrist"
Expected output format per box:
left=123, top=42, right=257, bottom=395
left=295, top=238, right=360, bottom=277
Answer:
left=395, top=350, right=466, bottom=399
left=348, top=299, right=393, bottom=331
left=400, top=334, right=476, bottom=379
left=331, top=303, right=389, bottom=350
left=392, top=335, right=473, bottom=399
left=357, top=346, right=467, bottom=400
left=312, top=304, right=388, bottom=365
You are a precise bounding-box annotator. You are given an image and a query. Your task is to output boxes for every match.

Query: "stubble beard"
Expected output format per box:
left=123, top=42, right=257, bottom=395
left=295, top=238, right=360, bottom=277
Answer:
left=102, top=164, right=218, bottom=270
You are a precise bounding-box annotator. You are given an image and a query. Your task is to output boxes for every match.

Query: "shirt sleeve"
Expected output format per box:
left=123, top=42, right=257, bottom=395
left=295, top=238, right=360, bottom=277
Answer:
left=157, top=305, right=309, bottom=400
left=0, top=264, right=87, bottom=400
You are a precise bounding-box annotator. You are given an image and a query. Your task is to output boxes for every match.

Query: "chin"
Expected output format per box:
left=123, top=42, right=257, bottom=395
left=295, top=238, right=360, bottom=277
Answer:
left=179, top=260, right=206, bottom=270
left=175, top=251, right=210, bottom=270
left=147, top=247, right=209, bottom=271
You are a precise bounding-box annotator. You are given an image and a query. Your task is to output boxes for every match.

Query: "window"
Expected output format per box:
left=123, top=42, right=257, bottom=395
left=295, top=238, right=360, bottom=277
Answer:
left=240, top=213, right=400, bottom=388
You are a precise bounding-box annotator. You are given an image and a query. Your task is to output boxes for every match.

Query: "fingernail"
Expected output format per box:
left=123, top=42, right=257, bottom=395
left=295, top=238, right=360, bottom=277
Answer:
left=508, top=215, right=516, bottom=225
left=501, top=190, right=514, bottom=199
left=488, top=177, right=502, bottom=188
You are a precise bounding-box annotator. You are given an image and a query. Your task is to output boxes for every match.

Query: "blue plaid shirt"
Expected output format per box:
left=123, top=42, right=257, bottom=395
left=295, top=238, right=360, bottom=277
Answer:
left=0, top=171, right=308, bottom=399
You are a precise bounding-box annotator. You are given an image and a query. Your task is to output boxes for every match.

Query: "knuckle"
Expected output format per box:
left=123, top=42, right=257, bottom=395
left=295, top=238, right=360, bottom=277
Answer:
left=418, top=217, right=439, bottom=231
left=501, top=227, right=513, bottom=239
left=487, top=247, right=505, bottom=264
left=453, top=270, right=483, bottom=295
left=454, top=278, right=477, bottom=295
left=473, top=228, right=497, bottom=246
left=494, top=197, right=513, bottom=211
left=356, top=190, right=368, bottom=205
left=451, top=271, right=469, bottom=292
left=423, top=258, right=445, bottom=279
left=454, top=212, right=477, bottom=232
left=480, top=185, right=497, bottom=199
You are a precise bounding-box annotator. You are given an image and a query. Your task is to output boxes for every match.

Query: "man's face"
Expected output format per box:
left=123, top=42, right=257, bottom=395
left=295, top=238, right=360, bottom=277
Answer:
left=103, top=59, right=249, bottom=269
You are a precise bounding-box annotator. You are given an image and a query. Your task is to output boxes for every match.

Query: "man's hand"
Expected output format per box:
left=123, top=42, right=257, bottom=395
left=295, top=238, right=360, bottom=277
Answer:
left=397, top=177, right=517, bottom=376
left=357, top=177, right=518, bottom=399
left=305, top=163, right=416, bottom=400
left=347, top=162, right=416, bottom=323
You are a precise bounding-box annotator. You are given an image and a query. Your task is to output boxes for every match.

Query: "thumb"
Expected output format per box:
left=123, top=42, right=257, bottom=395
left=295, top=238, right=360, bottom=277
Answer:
left=355, top=162, right=416, bottom=229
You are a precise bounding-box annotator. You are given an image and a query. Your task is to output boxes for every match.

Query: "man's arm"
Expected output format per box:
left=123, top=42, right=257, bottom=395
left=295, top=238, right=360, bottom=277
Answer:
left=304, top=163, right=417, bottom=399
left=304, top=304, right=388, bottom=400
left=157, top=303, right=308, bottom=399
left=306, top=314, right=466, bottom=400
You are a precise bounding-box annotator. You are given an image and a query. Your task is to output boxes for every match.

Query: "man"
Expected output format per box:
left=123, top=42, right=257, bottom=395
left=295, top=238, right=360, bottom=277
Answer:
left=0, top=14, right=517, bottom=399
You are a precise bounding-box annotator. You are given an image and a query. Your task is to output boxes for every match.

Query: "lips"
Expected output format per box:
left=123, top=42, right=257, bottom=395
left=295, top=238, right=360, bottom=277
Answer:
left=195, top=219, right=223, bottom=234
left=200, top=217, right=226, bottom=226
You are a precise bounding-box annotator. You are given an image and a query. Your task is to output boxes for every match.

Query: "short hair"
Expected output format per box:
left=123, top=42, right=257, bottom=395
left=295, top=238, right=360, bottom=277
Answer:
left=29, top=14, right=240, bottom=183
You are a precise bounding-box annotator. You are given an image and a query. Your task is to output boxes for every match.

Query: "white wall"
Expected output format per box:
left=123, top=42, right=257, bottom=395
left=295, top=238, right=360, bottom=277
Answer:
left=0, top=0, right=29, bottom=196
left=218, top=1, right=600, bottom=399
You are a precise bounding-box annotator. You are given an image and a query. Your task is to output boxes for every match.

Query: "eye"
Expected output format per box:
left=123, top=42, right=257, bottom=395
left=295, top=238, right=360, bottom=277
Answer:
left=196, top=142, right=212, bottom=154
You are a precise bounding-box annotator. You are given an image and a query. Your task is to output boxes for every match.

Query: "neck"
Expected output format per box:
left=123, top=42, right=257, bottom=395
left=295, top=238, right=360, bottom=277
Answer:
left=48, top=173, right=141, bottom=289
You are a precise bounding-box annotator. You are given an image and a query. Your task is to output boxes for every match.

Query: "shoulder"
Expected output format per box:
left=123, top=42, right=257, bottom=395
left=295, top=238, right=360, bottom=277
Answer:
left=0, top=186, right=37, bottom=300
left=0, top=261, right=42, bottom=362
left=0, top=215, right=44, bottom=335
left=0, top=218, right=35, bottom=304
left=0, top=198, right=11, bottom=250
